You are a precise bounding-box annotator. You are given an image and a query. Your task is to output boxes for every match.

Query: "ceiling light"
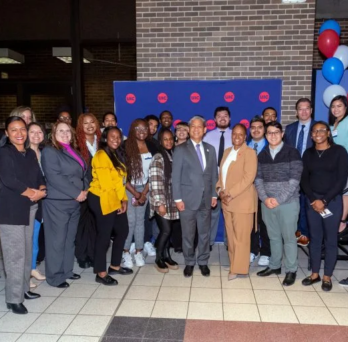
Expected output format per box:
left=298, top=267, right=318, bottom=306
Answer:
left=52, top=47, right=93, bottom=63
left=0, top=48, right=25, bottom=64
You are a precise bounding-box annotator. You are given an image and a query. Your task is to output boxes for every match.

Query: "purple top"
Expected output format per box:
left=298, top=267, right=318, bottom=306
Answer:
left=60, top=142, right=85, bottom=169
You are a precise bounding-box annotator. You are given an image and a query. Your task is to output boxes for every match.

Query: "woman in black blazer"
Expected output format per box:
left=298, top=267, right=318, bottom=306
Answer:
left=42, top=121, right=89, bottom=288
left=0, top=116, right=46, bottom=314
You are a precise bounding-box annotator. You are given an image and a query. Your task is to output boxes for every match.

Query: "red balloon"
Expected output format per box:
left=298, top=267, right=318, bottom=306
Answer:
left=318, top=29, right=340, bottom=58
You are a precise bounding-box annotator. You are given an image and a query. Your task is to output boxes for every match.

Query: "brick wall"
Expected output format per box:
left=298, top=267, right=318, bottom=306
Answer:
left=0, top=95, right=17, bottom=121
left=136, top=0, right=316, bottom=124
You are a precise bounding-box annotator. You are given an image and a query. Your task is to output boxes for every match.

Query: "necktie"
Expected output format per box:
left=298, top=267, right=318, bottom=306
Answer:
left=253, top=142, right=258, bottom=153
left=196, top=144, right=204, bottom=170
left=296, top=125, right=305, bottom=155
left=218, top=131, right=225, bottom=166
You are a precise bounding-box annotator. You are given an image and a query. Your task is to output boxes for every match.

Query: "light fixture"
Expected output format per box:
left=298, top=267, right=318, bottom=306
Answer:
left=281, top=0, right=306, bottom=3
left=52, top=47, right=93, bottom=63
left=0, top=48, right=25, bottom=64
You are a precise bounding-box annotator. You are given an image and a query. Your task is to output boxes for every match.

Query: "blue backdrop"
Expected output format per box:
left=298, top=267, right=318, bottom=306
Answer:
left=113, top=79, right=282, bottom=242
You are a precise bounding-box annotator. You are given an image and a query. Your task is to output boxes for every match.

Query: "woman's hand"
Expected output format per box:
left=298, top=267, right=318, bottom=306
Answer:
left=158, top=205, right=166, bottom=216
left=118, top=200, right=128, bottom=214
left=76, top=190, right=87, bottom=202
left=138, top=192, right=147, bottom=205
left=29, top=189, right=46, bottom=202
left=311, top=199, right=325, bottom=213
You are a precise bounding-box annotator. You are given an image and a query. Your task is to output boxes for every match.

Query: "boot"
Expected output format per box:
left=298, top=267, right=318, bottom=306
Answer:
left=163, top=247, right=179, bottom=270
left=154, top=258, right=169, bottom=273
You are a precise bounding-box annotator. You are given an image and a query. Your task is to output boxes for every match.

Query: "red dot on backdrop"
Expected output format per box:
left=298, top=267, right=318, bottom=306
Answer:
left=259, top=91, right=270, bottom=103
left=126, top=93, right=136, bottom=104
left=173, top=120, right=182, bottom=128
left=240, top=119, right=250, bottom=129
left=206, top=119, right=216, bottom=131
left=190, top=92, right=201, bottom=103
left=224, top=91, right=235, bottom=102
left=157, top=93, right=168, bottom=103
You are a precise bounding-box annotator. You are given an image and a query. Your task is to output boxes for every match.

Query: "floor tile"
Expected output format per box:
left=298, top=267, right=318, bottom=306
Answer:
left=286, top=290, right=325, bottom=307
left=161, top=274, right=192, bottom=288
left=0, top=312, right=39, bottom=333
left=319, top=292, right=348, bottom=308
left=72, top=272, right=99, bottom=285
left=17, top=333, right=60, bottom=341
left=250, top=277, right=283, bottom=291
left=333, top=260, right=348, bottom=270
left=144, top=318, right=186, bottom=340
left=104, top=316, right=149, bottom=338
left=23, top=296, right=56, bottom=313
left=138, top=264, right=166, bottom=275
left=258, top=304, right=298, bottom=323
left=60, top=284, right=99, bottom=298
left=64, top=315, right=111, bottom=336
left=0, top=295, right=9, bottom=312
left=26, top=313, right=75, bottom=334
left=222, top=289, right=255, bottom=304
left=132, top=274, right=163, bottom=287
left=80, top=298, right=120, bottom=316
left=221, top=277, right=252, bottom=289
left=293, top=306, right=338, bottom=325
left=114, top=274, right=136, bottom=286
left=223, top=303, right=260, bottom=322
left=152, top=301, right=188, bottom=319
left=190, top=288, right=222, bottom=303
left=157, top=286, right=190, bottom=302
left=193, top=266, right=221, bottom=277
left=45, top=297, right=88, bottom=314
left=329, top=308, right=348, bottom=326
left=333, top=269, right=348, bottom=282
left=187, top=302, right=223, bottom=320
left=254, top=289, right=290, bottom=305
left=58, top=337, right=100, bottom=342
left=115, top=299, right=155, bottom=317
left=91, top=285, right=128, bottom=299
left=184, top=320, right=225, bottom=342
left=32, top=283, right=66, bottom=297
left=125, top=286, right=159, bottom=301
left=191, top=276, right=221, bottom=289
left=0, top=333, right=21, bottom=341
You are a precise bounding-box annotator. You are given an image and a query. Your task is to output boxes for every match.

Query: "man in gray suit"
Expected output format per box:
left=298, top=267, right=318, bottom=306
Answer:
left=172, top=116, right=218, bottom=277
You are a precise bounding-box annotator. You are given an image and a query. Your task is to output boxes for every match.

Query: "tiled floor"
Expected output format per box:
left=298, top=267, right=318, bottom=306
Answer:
left=1, top=245, right=348, bottom=341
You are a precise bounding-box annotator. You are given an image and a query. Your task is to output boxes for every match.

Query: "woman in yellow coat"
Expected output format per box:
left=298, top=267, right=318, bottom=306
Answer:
left=216, top=124, right=258, bottom=280
left=88, top=127, right=132, bottom=286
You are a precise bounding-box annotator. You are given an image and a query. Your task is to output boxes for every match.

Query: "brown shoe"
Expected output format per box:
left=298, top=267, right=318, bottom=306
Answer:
left=297, top=235, right=309, bottom=247
left=295, top=230, right=301, bottom=240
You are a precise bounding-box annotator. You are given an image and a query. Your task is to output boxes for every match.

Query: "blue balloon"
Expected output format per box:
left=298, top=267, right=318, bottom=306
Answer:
left=319, top=20, right=341, bottom=36
left=322, top=57, right=344, bottom=84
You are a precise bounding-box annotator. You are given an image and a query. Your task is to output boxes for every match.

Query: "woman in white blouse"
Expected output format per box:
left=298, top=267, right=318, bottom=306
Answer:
left=216, top=124, right=258, bottom=280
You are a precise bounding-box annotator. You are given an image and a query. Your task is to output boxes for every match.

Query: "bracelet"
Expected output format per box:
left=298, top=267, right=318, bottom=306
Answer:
left=322, top=199, right=327, bottom=206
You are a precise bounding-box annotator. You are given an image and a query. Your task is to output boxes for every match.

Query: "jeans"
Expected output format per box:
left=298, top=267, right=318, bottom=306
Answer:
left=32, top=219, right=42, bottom=269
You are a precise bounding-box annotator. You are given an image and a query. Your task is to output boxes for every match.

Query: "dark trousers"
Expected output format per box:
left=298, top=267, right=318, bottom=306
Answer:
left=88, top=193, right=129, bottom=273
left=250, top=200, right=271, bottom=257
left=171, top=220, right=183, bottom=250
left=306, top=194, right=342, bottom=277
left=154, top=214, right=178, bottom=258
left=298, top=191, right=309, bottom=237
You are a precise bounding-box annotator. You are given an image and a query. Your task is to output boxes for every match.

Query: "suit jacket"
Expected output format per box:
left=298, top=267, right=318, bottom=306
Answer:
left=216, top=143, right=258, bottom=213
left=284, top=119, right=316, bottom=151
left=42, top=146, right=88, bottom=200
left=172, top=139, right=218, bottom=210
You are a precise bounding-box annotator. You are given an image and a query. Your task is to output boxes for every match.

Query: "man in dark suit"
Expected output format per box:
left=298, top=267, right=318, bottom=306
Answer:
left=172, top=116, right=218, bottom=277
left=284, top=98, right=316, bottom=247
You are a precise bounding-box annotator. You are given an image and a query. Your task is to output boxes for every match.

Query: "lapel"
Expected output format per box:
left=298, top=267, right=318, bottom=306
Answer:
left=62, top=148, right=87, bottom=174
left=290, top=123, right=298, bottom=147
left=202, top=141, right=210, bottom=172
left=306, top=119, right=316, bottom=149
left=226, top=143, right=247, bottom=174
left=187, top=140, right=204, bottom=173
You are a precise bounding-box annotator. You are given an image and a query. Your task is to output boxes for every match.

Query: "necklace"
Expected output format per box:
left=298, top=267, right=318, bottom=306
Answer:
left=316, top=150, right=326, bottom=158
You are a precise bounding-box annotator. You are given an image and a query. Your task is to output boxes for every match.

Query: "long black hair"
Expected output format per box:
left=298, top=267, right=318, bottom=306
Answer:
left=3, top=116, right=27, bottom=148
left=99, top=126, right=126, bottom=173
left=328, top=95, right=348, bottom=126
left=311, top=121, right=335, bottom=146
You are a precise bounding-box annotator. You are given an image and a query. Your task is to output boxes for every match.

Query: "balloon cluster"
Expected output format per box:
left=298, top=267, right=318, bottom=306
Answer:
left=318, top=20, right=348, bottom=107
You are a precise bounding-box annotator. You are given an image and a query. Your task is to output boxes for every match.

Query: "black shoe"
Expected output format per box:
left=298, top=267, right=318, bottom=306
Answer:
left=56, top=281, right=70, bottom=288
left=174, top=247, right=183, bottom=253
left=283, top=272, right=296, bottom=286
left=210, top=245, right=213, bottom=252
left=322, top=279, right=333, bottom=292
left=302, top=275, right=321, bottom=286
left=6, top=303, right=28, bottom=314
left=108, top=266, right=133, bottom=275
left=78, top=260, right=92, bottom=269
left=155, top=259, right=169, bottom=273
left=95, top=274, right=118, bottom=286
left=184, top=265, right=194, bottom=277
left=24, top=291, right=41, bottom=300
left=257, top=267, right=281, bottom=277
left=69, top=273, right=81, bottom=280
left=199, top=265, right=210, bottom=277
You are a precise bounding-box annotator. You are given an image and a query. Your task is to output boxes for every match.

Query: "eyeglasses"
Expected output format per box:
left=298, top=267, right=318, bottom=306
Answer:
left=135, top=127, right=148, bottom=133
left=266, top=131, right=282, bottom=136
left=311, top=129, right=328, bottom=135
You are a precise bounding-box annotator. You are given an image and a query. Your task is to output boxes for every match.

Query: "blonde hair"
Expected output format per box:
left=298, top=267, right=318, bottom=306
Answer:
left=10, top=106, right=37, bottom=122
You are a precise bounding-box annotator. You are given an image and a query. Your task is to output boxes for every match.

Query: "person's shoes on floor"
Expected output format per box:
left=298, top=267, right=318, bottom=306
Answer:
left=108, top=266, right=133, bottom=275
left=144, top=242, right=156, bottom=256
left=31, top=269, right=46, bottom=281
left=184, top=265, right=194, bottom=277
left=258, top=255, right=270, bottom=266
left=56, top=281, right=69, bottom=288
left=199, top=265, right=210, bottom=277
left=7, top=303, right=28, bottom=315
left=297, top=235, right=310, bottom=247
left=302, top=275, right=321, bottom=286
left=339, top=277, right=348, bottom=287
left=282, top=272, right=296, bottom=286
left=24, top=291, right=41, bottom=300
left=155, top=259, right=169, bottom=273
left=134, top=251, right=145, bottom=267
left=121, top=252, right=134, bottom=269
left=257, top=267, right=281, bottom=277
left=322, top=279, right=332, bottom=292
left=250, top=253, right=257, bottom=264
left=95, top=274, right=118, bottom=286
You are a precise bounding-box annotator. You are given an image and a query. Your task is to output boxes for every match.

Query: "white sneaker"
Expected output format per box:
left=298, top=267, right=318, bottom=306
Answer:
left=129, top=242, right=136, bottom=254
left=250, top=253, right=257, bottom=264
left=134, top=251, right=145, bottom=267
left=144, top=242, right=156, bottom=256
left=258, top=255, right=270, bottom=266
left=121, top=252, right=134, bottom=268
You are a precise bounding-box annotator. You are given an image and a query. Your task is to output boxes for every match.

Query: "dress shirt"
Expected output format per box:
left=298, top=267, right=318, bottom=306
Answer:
left=248, top=138, right=266, bottom=155
left=222, top=147, right=239, bottom=189
left=191, top=139, right=206, bottom=169
left=86, top=134, right=97, bottom=157
left=270, top=142, right=284, bottom=160
left=203, top=127, right=233, bottom=162
left=295, top=120, right=311, bottom=156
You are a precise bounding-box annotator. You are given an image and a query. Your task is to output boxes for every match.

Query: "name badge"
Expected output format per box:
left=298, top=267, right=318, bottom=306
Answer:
left=319, top=208, right=333, bottom=219
left=332, top=130, right=338, bottom=137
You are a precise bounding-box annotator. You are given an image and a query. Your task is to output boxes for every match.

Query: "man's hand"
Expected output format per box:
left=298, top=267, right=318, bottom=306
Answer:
left=211, top=198, right=217, bottom=208
left=265, top=198, right=277, bottom=209
left=117, top=200, right=128, bottom=214
left=269, top=198, right=279, bottom=208
left=311, top=199, right=325, bottom=213
left=176, top=201, right=185, bottom=212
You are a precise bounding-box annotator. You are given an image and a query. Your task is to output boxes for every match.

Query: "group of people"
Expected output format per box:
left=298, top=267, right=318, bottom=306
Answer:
left=1, top=95, right=348, bottom=316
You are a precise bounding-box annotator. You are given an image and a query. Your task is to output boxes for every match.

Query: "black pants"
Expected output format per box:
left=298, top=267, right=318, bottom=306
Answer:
left=171, top=219, right=183, bottom=250
left=306, top=194, right=342, bottom=276
left=88, top=193, right=129, bottom=273
left=155, top=213, right=178, bottom=258
left=250, top=200, right=271, bottom=257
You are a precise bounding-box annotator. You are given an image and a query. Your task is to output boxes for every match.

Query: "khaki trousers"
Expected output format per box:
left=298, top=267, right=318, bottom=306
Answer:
left=223, top=211, right=254, bottom=274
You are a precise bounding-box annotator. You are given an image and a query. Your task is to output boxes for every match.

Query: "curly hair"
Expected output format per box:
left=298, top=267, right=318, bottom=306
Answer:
left=51, top=121, right=78, bottom=150
left=125, top=118, right=149, bottom=183
left=76, top=113, right=102, bottom=164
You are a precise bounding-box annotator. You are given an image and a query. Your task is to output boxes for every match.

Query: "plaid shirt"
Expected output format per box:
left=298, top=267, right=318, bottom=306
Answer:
left=149, top=152, right=179, bottom=220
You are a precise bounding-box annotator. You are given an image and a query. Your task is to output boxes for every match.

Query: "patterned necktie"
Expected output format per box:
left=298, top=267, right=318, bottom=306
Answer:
left=253, top=142, right=258, bottom=153
left=218, top=131, right=225, bottom=166
left=296, top=125, right=305, bottom=155
left=196, top=144, right=204, bottom=170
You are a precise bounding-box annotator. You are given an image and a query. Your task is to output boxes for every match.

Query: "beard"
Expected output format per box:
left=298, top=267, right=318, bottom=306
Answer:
left=217, top=122, right=230, bottom=129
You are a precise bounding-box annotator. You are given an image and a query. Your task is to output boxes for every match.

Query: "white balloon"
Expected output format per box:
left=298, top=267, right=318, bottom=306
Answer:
left=323, top=84, right=347, bottom=107
left=334, top=45, right=348, bottom=69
